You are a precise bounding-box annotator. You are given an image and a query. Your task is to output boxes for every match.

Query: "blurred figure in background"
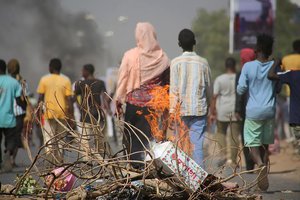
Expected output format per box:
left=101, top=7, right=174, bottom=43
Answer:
left=210, top=57, right=241, bottom=167
left=74, top=64, right=111, bottom=155
left=235, top=48, right=256, bottom=170
left=237, top=34, right=276, bottom=191
left=282, top=97, right=294, bottom=143
left=0, top=60, right=26, bottom=172
left=280, top=39, right=300, bottom=143
left=170, top=29, right=212, bottom=168
left=281, top=39, right=300, bottom=71
left=7, top=59, right=31, bottom=167
left=27, top=93, right=43, bottom=147
left=37, top=58, right=73, bottom=165
left=269, top=45, right=300, bottom=155
left=105, top=67, right=119, bottom=144
left=115, top=22, right=170, bottom=168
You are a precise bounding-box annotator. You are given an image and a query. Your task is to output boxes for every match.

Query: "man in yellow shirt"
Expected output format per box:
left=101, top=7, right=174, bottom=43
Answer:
left=37, top=58, right=73, bottom=164
left=282, top=40, right=300, bottom=71
left=281, top=40, right=300, bottom=96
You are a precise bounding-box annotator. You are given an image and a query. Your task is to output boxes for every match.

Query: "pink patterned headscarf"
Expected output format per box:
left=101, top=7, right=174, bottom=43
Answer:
left=136, top=22, right=169, bottom=84
left=116, top=22, right=170, bottom=102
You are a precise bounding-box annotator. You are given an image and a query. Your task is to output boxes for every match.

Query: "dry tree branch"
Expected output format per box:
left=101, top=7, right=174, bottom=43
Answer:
left=9, top=86, right=263, bottom=200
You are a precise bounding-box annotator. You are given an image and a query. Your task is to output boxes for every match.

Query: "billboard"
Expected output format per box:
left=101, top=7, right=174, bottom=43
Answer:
left=230, top=0, right=276, bottom=52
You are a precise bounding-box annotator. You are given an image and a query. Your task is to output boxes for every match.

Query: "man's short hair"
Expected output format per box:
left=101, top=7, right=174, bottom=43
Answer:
left=293, top=39, right=300, bottom=53
left=178, top=29, right=196, bottom=50
left=225, top=57, right=236, bottom=70
left=49, top=58, right=62, bottom=72
left=256, top=34, right=274, bottom=58
left=83, top=64, right=95, bottom=75
left=0, top=59, right=6, bottom=73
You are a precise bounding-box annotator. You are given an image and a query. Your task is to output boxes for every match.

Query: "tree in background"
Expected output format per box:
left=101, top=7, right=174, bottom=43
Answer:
left=192, top=9, right=230, bottom=78
left=192, top=1, right=300, bottom=78
left=275, top=0, right=300, bottom=57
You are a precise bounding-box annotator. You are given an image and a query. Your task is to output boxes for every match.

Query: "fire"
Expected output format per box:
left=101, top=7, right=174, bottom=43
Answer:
left=145, top=85, right=193, bottom=156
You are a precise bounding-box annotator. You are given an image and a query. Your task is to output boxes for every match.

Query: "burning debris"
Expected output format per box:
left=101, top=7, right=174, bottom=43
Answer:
left=0, top=90, right=263, bottom=200
left=145, top=85, right=193, bottom=155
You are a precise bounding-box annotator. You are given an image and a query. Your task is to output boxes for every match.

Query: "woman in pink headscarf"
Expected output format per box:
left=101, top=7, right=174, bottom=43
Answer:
left=235, top=48, right=256, bottom=170
left=115, top=22, right=170, bottom=167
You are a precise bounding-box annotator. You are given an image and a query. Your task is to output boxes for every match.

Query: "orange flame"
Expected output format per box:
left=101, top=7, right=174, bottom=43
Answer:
left=145, top=85, right=193, bottom=156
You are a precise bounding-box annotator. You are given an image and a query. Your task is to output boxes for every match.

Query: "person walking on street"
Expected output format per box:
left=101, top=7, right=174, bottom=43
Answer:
left=37, top=58, right=73, bottom=165
left=115, top=22, right=170, bottom=169
left=74, top=64, right=111, bottom=156
left=280, top=39, right=300, bottom=143
left=170, top=29, right=212, bottom=168
left=7, top=59, right=31, bottom=167
left=268, top=58, right=300, bottom=155
left=210, top=57, right=241, bottom=167
left=0, top=60, right=26, bottom=172
left=237, top=34, right=276, bottom=191
left=235, top=48, right=256, bottom=170
left=281, top=39, right=300, bottom=71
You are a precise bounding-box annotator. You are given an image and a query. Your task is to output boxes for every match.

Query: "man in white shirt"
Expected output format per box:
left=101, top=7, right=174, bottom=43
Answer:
left=210, top=57, right=241, bottom=167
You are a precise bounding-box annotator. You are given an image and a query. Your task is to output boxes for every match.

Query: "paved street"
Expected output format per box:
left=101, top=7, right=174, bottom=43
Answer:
left=1, top=138, right=300, bottom=199
left=214, top=142, right=300, bottom=200
left=239, top=145, right=300, bottom=200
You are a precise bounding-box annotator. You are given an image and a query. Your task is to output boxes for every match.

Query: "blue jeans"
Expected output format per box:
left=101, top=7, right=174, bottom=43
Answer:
left=181, top=116, right=207, bottom=168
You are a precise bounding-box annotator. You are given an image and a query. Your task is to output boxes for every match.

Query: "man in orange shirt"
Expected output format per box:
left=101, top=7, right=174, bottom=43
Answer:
left=37, top=58, right=73, bottom=164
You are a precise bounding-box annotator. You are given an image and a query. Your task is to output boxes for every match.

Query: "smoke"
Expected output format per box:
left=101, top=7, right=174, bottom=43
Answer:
left=0, top=0, right=104, bottom=90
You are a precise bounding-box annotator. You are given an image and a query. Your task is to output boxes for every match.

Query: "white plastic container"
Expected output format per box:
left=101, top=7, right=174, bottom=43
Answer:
left=148, top=141, right=208, bottom=191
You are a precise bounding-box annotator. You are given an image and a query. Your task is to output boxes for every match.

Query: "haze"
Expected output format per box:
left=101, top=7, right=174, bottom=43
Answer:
left=0, top=0, right=228, bottom=90
left=61, top=0, right=229, bottom=67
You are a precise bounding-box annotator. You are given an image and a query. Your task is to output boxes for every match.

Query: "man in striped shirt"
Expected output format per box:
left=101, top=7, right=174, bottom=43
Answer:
left=170, top=29, right=212, bottom=167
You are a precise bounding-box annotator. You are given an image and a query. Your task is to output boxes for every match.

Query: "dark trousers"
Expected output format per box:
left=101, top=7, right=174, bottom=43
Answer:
left=15, top=114, right=25, bottom=148
left=241, top=121, right=255, bottom=170
left=0, top=127, right=17, bottom=163
left=123, top=103, right=152, bottom=167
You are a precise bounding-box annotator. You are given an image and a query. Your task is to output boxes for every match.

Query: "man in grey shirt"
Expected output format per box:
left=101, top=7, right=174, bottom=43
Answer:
left=210, top=57, right=241, bottom=167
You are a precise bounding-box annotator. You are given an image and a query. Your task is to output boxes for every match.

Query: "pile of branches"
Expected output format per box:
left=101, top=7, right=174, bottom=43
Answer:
left=0, top=92, right=263, bottom=200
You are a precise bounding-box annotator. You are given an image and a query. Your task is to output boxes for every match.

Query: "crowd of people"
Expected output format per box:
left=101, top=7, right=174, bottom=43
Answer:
left=0, top=22, right=299, bottom=192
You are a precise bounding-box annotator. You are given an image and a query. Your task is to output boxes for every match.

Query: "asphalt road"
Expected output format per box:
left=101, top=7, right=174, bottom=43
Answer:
left=1, top=137, right=300, bottom=200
